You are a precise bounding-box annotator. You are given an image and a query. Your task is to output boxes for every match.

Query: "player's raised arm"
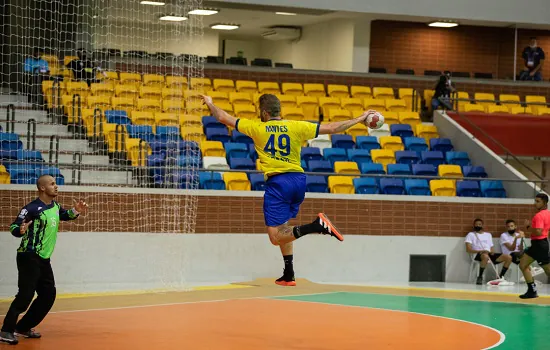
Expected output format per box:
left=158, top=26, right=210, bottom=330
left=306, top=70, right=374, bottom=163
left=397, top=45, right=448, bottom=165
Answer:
left=200, top=95, right=237, bottom=129
left=59, top=199, right=88, bottom=221
left=318, top=110, right=370, bottom=135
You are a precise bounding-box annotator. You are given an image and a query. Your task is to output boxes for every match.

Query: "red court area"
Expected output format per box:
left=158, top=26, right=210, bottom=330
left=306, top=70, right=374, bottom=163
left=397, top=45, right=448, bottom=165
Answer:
left=1, top=299, right=500, bottom=350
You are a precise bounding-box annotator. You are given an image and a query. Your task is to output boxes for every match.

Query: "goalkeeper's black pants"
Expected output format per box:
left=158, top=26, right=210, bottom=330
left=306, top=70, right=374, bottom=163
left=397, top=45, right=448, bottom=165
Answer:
left=1, top=252, right=56, bottom=333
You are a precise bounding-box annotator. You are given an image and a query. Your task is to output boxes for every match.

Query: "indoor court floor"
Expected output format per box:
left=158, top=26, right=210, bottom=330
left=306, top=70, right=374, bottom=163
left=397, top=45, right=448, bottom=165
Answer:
left=1, top=280, right=549, bottom=350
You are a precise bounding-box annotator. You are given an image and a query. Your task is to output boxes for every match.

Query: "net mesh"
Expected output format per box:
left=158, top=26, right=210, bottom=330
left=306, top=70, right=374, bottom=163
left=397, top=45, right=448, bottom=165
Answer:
left=1, top=0, right=205, bottom=235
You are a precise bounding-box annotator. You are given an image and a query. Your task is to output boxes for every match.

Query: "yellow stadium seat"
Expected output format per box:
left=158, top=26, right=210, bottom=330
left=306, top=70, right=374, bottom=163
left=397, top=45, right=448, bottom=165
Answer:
left=474, top=93, right=495, bottom=109
left=398, top=112, right=421, bottom=127
left=537, top=107, right=550, bottom=116
left=487, top=105, right=510, bottom=114
left=216, top=102, right=234, bottom=115
left=303, top=83, right=326, bottom=97
left=236, top=80, right=258, bottom=94
left=363, top=99, right=386, bottom=111
left=111, top=97, right=135, bottom=115
left=464, top=104, right=485, bottom=113
left=90, top=82, right=114, bottom=97
left=201, top=141, right=225, bottom=157
left=416, top=124, right=439, bottom=143
left=350, top=86, right=372, bottom=101
left=119, top=72, right=142, bottom=85
left=327, top=85, right=350, bottom=98
left=63, top=55, right=79, bottom=65
left=181, top=126, right=206, bottom=143
left=98, top=71, right=119, bottom=81
left=223, top=172, right=251, bottom=191
left=373, top=87, right=395, bottom=100
left=213, top=79, right=235, bottom=92
left=87, top=95, right=111, bottom=110
left=282, top=107, right=305, bottom=121
left=139, top=86, right=162, bottom=100
left=341, top=98, right=363, bottom=113
left=42, top=80, right=66, bottom=103
left=136, top=98, right=162, bottom=112
left=234, top=104, right=257, bottom=119
left=190, top=77, right=212, bottom=91
left=371, top=149, right=395, bottom=171
left=327, top=109, right=351, bottom=122
left=162, top=87, right=183, bottom=100
left=142, top=74, right=165, bottom=87
left=155, top=113, right=180, bottom=126
left=328, top=176, right=355, bottom=194
left=125, top=138, right=152, bottom=167
left=82, top=108, right=105, bottom=138
left=526, top=95, right=547, bottom=115
left=258, top=82, right=280, bottom=95
left=205, top=91, right=228, bottom=104
left=319, top=97, right=341, bottom=116
left=115, top=84, right=139, bottom=99
left=430, top=180, right=456, bottom=197
left=0, top=172, right=10, bottom=184
left=66, top=81, right=90, bottom=98
left=346, top=124, right=369, bottom=139
left=282, top=83, right=303, bottom=96
left=385, top=99, right=408, bottom=112
left=102, top=123, right=127, bottom=154
left=511, top=106, right=533, bottom=115
left=131, top=111, right=155, bottom=126
left=334, top=161, right=360, bottom=175
left=184, top=90, right=202, bottom=101
left=62, top=94, right=86, bottom=118
left=424, top=90, right=435, bottom=109
left=438, top=165, right=463, bottom=179
left=453, top=91, right=469, bottom=112
left=398, top=88, right=421, bottom=111
left=380, top=136, right=404, bottom=151
left=162, top=100, right=185, bottom=113
left=499, top=94, right=521, bottom=111
left=229, top=92, right=253, bottom=105
left=180, top=114, right=203, bottom=127
left=277, top=95, right=298, bottom=108
left=165, top=76, right=187, bottom=88
left=185, top=100, right=210, bottom=115
left=296, top=96, right=319, bottom=120
left=0, top=165, right=7, bottom=174
left=382, top=111, right=399, bottom=125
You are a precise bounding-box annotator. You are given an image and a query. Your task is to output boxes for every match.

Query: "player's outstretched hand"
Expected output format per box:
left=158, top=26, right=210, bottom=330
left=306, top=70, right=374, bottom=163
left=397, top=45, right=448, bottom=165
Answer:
left=199, top=94, right=213, bottom=105
left=518, top=230, right=525, bottom=238
left=359, top=109, right=376, bottom=121
left=20, top=220, right=32, bottom=235
left=524, top=219, right=530, bottom=227
left=73, top=199, right=89, bottom=215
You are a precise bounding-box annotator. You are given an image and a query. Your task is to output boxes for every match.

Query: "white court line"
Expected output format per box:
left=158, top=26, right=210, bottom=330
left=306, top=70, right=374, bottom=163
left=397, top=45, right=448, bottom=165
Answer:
left=275, top=298, right=505, bottom=350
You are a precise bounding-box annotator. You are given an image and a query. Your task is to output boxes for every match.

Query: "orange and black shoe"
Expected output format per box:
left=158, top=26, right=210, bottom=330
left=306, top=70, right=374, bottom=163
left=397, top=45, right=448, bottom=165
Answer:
left=318, top=213, right=344, bottom=242
left=275, top=274, right=296, bottom=287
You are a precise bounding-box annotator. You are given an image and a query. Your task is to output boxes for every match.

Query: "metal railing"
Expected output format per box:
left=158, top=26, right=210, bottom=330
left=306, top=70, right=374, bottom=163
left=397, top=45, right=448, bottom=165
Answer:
left=26, top=119, right=36, bottom=150
left=5, top=104, right=15, bottom=133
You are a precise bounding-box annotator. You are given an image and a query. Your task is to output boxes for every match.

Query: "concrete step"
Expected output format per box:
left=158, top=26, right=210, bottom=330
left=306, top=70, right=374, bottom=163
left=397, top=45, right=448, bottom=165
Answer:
left=0, top=94, right=27, bottom=104
left=13, top=122, right=72, bottom=137
left=21, top=136, right=90, bottom=153
left=41, top=152, right=110, bottom=166
left=7, top=110, right=50, bottom=123
left=62, top=169, right=133, bottom=185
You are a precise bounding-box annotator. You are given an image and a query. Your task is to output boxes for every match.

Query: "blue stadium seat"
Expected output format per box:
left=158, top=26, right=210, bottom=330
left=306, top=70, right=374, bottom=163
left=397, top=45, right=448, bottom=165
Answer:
left=224, top=143, right=249, bottom=160
left=404, top=179, right=431, bottom=196
left=171, top=171, right=199, bottom=189
left=395, top=151, right=420, bottom=165
left=231, top=131, right=253, bottom=145
left=199, top=172, right=225, bottom=190
left=331, top=135, right=355, bottom=149
left=105, top=110, right=131, bottom=125
left=353, top=178, right=379, bottom=194
left=8, top=165, right=38, bottom=185
left=360, top=163, right=385, bottom=175
left=421, top=151, right=445, bottom=167
left=127, top=125, right=155, bottom=143
left=404, top=137, right=428, bottom=152
left=177, top=155, right=202, bottom=167
left=306, top=175, right=328, bottom=193
left=347, top=149, right=372, bottom=165
left=301, top=160, right=307, bottom=170
left=446, top=151, right=471, bottom=166
left=202, top=116, right=225, bottom=130
left=380, top=178, right=405, bottom=195
left=412, top=164, right=437, bottom=176
left=356, top=136, right=380, bottom=151
left=480, top=181, right=507, bottom=198
left=155, top=126, right=180, bottom=143
left=249, top=173, right=266, bottom=191
left=181, top=141, right=201, bottom=156
left=301, top=147, right=323, bottom=162
left=37, top=166, right=64, bottom=185
left=387, top=164, right=411, bottom=176
left=0, top=150, right=18, bottom=160
left=18, top=150, right=43, bottom=162
left=457, top=181, right=481, bottom=197
left=229, top=157, right=255, bottom=170
left=463, top=166, right=488, bottom=178
left=248, top=144, right=257, bottom=161
left=323, top=148, right=347, bottom=165
left=390, top=124, right=414, bottom=139
left=430, top=138, right=454, bottom=154
left=309, top=160, right=333, bottom=173
left=147, top=154, right=166, bottom=186
left=0, top=132, right=23, bottom=151
left=206, top=128, right=231, bottom=144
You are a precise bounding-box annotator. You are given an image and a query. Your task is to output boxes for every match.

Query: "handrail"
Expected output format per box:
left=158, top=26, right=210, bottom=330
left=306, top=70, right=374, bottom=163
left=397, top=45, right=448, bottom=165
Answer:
left=72, top=152, right=83, bottom=185
left=26, top=119, right=36, bottom=150
left=49, top=135, right=60, bottom=165
left=450, top=95, right=550, bottom=108
left=92, top=107, right=103, bottom=152
left=5, top=104, right=15, bottom=133
left=71, top=93, right=82, bottom=137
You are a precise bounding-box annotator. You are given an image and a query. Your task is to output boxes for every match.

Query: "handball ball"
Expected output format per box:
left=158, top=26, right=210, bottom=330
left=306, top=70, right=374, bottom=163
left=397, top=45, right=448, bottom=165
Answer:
left=364, top=111, right=385, bottom=129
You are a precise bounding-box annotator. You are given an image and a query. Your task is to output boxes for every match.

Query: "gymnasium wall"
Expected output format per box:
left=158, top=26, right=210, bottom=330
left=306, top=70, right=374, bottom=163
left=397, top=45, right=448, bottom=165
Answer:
left=369, top=20, right=550, bottom=79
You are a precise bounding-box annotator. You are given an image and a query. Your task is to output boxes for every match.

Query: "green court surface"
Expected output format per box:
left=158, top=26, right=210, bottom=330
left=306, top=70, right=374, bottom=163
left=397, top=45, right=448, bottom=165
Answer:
left=274, top=292, right=550, bottom=349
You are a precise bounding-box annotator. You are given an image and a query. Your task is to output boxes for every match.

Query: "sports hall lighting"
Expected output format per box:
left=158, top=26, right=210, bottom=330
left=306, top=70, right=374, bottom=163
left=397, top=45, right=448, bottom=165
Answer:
left=140, top=1, right=166, bottom=5
left=159, top=15, right=188, bottom=21
left=188, top=9, right=219, bottom=15
left=210, top=24, right=240, bottom=30
left=275, top=12, right=297, bottom=16
left=428, top=21, right=458, bottom=28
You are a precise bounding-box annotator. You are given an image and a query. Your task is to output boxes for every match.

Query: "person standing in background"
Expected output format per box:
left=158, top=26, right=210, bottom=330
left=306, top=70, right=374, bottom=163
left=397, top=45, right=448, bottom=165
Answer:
left=519, top=37, right=545, bottom=81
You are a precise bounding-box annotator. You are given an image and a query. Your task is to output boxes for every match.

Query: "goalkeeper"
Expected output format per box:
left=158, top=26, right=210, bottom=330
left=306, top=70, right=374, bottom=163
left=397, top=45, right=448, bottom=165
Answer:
left=0, top=175, right=88, bottom=345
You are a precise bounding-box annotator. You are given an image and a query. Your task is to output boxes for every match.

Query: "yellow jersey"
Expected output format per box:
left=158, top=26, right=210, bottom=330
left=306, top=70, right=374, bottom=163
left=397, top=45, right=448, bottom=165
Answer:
left=235, top=118, right=320, bottom=177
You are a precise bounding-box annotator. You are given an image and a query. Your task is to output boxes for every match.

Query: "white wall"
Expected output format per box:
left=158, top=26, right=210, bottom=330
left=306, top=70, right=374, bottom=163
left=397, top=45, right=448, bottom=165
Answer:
left=352, top=19, right=371, bottom=73
left=0, top=232, right=523, bottom=297
left=223, top=38, right=261, bottom=63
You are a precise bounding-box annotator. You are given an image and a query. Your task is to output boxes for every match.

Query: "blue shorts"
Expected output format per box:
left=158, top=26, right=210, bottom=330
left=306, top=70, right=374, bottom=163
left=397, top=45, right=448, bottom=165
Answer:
left=263, top=172, right=306, bottom=227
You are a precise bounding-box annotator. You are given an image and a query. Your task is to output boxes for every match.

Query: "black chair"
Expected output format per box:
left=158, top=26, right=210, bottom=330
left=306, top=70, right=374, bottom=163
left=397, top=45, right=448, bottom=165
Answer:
left=474, top=72, right=493, bottom=79
left=206, top=56, right=224, bottom=64
left=251, top=58, right=272, bottom=67
left=451, top=71, right=470, bottom=78
left=275, top=62, right=293, bottom=68
left=226, top=57, right=247, bottom=65
left=369, top=67, right=387, bottom=74
left=396, top=68, right=415, bottom=75
left=124, top=50, right=149, bottom=58
left=424, top=70, right=442, bottom=76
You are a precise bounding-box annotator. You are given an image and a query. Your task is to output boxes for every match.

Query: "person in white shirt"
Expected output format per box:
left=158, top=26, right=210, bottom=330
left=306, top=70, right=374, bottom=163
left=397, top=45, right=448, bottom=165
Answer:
left=465, top=218, right=512, bottom=285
